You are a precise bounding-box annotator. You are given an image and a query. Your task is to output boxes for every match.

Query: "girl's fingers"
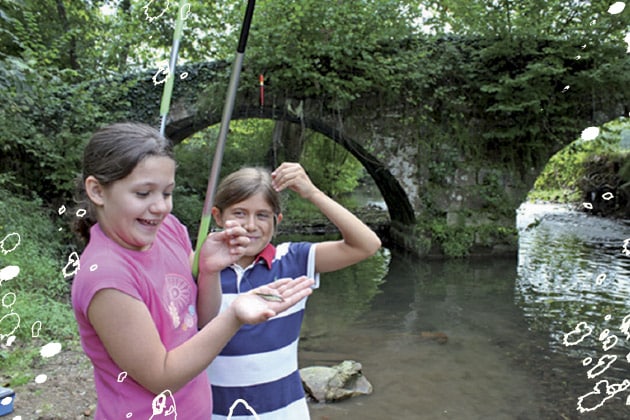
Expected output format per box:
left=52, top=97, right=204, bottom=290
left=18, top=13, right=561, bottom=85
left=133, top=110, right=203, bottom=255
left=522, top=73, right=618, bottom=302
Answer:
left=253, top=276, right=314, bottom=302
left=278, top=276, right=314, bottom=301
left=272, top=163, right=303, bottom=191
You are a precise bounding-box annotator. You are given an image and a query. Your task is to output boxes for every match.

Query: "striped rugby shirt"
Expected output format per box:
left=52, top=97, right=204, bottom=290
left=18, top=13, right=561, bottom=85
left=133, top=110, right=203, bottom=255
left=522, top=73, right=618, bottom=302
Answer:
left=207, top=242, right=319, bottom=420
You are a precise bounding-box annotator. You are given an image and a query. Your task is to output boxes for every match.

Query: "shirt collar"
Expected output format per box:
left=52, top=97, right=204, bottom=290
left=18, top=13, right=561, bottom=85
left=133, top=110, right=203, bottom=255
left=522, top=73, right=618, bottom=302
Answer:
left=254, top=243, right=275, bottom=269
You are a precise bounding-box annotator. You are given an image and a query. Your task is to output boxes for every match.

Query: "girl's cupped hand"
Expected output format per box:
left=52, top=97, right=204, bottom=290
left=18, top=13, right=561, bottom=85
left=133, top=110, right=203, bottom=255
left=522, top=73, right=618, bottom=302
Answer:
left=232, top=276, right=314, bottom=324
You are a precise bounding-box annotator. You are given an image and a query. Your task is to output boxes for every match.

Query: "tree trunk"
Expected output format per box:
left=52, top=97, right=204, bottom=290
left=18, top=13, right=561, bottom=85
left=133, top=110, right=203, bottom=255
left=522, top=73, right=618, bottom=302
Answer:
left=55, top=0, right=79, bottom=70
left=272, top=120, right=305, bottom=163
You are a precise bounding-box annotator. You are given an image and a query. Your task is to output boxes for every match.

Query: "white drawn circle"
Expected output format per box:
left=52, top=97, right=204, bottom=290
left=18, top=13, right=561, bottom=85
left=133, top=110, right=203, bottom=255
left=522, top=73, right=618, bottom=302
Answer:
left=0, top=232, right=21, bottom=254
left=596, top=274, right=606, bottom=285
left=32, top=320, right=42, bottom=337
left=2, top=292, right=16, bottom=308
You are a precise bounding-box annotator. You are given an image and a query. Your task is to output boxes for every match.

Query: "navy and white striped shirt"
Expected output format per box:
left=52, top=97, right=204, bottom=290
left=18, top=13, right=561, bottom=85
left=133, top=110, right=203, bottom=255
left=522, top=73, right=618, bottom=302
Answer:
left=207, top=242, right=319, bottom=420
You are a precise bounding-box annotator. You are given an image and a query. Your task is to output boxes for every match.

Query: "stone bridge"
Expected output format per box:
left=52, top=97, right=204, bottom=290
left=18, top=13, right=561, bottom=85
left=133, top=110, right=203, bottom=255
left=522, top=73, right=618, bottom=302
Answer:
left=112, top=61, right=619, bottom=255
left=124, top=62, right=419, bottom=225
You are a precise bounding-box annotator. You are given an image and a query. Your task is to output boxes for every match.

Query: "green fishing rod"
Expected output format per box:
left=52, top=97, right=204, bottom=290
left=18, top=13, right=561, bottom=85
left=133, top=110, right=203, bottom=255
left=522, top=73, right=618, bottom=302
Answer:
left=159, top=0, right=189, bottom=136
left=192, top=0, right=257, bottom=277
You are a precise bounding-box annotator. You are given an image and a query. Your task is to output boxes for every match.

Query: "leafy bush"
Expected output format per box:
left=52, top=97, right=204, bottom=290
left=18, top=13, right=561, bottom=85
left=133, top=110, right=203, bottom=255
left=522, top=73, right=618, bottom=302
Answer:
left=0, top=189, right=74, bottom=343
left=429, top=220, right=475, bottom=258
left=301, top=132, right=363, bottom=199
left=171, top=187, right=205, bottom=248
left=0, top=58, right=122, bottom=203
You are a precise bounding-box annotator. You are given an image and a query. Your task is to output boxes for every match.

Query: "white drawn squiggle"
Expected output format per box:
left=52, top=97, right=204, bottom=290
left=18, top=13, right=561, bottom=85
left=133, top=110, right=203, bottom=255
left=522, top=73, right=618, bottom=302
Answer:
left=587, top=354, right=617, bottom=379
left=150, top=390, right=177, bottom=419
left=563, top=321, right=593, bottom=346
left=227, top=399, right=260, bottom=420
left=62, top=252, right=81, bottom=278
left=143, top=0, right=171, bottom=23
left=0, top=232, right=20, bottom=255
left=620, top=314, right=630, bottom=341
left=577, top=379, right=630, bottom=413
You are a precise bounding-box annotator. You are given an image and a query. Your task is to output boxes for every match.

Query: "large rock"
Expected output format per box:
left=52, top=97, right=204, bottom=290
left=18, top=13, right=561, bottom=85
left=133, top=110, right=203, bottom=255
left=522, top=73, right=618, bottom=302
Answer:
left=300, top=360, right=373, bottom=403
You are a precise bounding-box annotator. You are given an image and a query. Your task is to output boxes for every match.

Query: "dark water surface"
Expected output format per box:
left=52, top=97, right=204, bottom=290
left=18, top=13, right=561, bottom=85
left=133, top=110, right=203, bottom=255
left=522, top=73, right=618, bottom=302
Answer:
left=293, top=203, right=630, bottom=420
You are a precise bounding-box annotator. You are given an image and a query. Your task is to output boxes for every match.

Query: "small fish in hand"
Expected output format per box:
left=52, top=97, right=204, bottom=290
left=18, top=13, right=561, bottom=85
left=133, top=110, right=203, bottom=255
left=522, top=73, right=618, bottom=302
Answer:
left=255, top=292, right=285, bottom=302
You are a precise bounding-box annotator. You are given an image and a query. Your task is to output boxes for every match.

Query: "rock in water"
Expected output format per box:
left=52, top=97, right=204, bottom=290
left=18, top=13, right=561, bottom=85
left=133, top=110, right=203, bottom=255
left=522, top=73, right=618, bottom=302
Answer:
left=300, top=360, right=373, bottom=403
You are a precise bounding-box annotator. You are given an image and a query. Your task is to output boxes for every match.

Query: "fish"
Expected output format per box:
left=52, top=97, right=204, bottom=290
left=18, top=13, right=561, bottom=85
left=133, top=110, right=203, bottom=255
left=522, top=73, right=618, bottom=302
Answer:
left=255, top=292, right=285, bottom=302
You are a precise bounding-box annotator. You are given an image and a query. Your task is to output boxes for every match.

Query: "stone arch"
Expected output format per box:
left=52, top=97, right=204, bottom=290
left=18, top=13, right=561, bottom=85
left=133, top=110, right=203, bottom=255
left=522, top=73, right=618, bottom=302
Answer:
left=166, top=105, right=416, bottom=226
left=116, top=58, right=626, bottom=256
left=119, top=61, right=417, bottom=227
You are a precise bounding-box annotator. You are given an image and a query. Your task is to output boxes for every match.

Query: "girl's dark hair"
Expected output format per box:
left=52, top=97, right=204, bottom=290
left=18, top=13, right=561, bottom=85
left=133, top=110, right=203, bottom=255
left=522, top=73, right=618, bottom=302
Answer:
left=73, top=122, right=174, bottom=243
left=214, top=167, right=282, bottom=216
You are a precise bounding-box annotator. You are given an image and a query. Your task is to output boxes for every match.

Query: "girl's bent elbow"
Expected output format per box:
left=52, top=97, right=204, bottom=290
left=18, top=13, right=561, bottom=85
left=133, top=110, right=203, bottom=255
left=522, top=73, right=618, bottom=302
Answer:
left=372, top=239, right=382, bottom=255
left=366, top=235, right=382, bottom=256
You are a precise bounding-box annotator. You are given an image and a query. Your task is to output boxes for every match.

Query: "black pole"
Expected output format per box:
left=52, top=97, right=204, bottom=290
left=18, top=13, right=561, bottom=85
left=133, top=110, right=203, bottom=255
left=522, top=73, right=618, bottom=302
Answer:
left=192, top=0, right=256, bottom=276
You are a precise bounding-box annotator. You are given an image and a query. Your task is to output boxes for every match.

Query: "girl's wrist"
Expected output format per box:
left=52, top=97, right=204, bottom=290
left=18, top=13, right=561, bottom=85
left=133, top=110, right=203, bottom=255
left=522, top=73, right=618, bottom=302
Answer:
left=196, top=269, right=221, bottom=283
left=305, top=187, right=323, bottom=201
left=220, top=305, right=244, bottom=329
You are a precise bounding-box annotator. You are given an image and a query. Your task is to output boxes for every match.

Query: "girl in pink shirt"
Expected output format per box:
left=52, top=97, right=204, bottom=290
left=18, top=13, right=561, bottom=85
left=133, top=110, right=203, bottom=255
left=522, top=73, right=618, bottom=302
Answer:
left=71, top=122, right=313, bottom=419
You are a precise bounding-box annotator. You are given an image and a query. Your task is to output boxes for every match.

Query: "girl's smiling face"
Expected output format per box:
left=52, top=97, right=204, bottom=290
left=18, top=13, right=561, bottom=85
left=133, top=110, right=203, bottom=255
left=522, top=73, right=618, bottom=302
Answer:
left=213, top=192, right=282, bottom=267
left=86, top=156, right=176, bottom=251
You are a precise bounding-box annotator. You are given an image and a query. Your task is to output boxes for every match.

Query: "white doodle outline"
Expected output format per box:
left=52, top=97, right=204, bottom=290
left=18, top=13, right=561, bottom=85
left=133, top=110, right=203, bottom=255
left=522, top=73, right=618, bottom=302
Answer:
left=0, top=232, right=21, bottom=255
left=577, top=379, right=630, bottom=413
left=620, top=314, right=630, bottom=340
left=597, top=329, right=619, bottom=352
left=586, top=354, right=617, bottom=379
left=31, top=320, right=42, bottom=337
left=62, top=251, right=81, bottom=278
left=150, top=389, right=177, bottom=419
left=563, top=321, right=593, bottom=346
left=227, top=398, right=261, bottom=420
left=143, top=0, right=171, bottom=23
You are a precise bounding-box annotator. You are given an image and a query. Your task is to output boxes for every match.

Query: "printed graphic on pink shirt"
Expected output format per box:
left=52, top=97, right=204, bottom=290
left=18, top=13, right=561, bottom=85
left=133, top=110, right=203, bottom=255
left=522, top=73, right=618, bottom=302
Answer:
left=164, top=274, right=195, bottom=331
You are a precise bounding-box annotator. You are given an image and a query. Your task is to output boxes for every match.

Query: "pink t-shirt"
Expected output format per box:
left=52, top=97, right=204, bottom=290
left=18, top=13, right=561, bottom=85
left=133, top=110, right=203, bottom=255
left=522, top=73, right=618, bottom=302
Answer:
left=71, top=214, right=212, bottom=419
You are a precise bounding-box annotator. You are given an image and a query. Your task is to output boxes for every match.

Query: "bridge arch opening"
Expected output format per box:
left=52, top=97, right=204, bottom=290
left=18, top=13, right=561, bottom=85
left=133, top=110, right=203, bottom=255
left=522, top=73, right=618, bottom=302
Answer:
left=170, top=118, right=392, bottom=240
left=167, top=116, right=416, bottom=232
left=524, top=118, right=630, bottom=218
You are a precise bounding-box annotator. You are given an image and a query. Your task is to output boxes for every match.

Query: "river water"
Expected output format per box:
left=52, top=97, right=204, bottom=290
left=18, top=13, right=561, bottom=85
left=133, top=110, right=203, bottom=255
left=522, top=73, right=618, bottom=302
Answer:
left=292, top=202, right=630, bottom=420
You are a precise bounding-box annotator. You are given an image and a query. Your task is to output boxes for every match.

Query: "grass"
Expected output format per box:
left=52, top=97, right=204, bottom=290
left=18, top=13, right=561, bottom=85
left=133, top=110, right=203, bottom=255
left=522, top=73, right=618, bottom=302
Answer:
left=0, top=189, right=78, bottom=387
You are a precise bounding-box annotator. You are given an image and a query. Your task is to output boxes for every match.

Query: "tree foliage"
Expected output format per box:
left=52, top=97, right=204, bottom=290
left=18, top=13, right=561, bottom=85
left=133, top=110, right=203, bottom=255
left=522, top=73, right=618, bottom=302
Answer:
left=0, top=0, right=628, bottom=207
left=247, top=0, right=425, bottom=108
left=413, top=0, right=629, bottom=167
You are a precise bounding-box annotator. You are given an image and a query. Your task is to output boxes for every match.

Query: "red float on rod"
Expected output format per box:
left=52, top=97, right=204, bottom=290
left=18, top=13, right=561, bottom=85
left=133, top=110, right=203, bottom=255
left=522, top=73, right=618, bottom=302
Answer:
left=259, top=74, right=264, bottom=107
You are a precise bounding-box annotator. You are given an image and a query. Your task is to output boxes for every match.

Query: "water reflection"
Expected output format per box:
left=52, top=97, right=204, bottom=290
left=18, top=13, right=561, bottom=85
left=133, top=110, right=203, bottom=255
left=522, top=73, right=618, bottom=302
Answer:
left=288, top=203, right=630, bottom=419
left=516, top=202, right=630, bottom=353
left=515, top=202, right=630, bottom=417
left=298, top=243, right=543, bottom=419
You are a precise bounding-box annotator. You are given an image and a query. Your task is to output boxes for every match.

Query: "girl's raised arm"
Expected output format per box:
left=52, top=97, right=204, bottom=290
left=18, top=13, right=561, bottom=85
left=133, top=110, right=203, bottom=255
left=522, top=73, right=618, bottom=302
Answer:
left=271, top=162, right=381, bottom=273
